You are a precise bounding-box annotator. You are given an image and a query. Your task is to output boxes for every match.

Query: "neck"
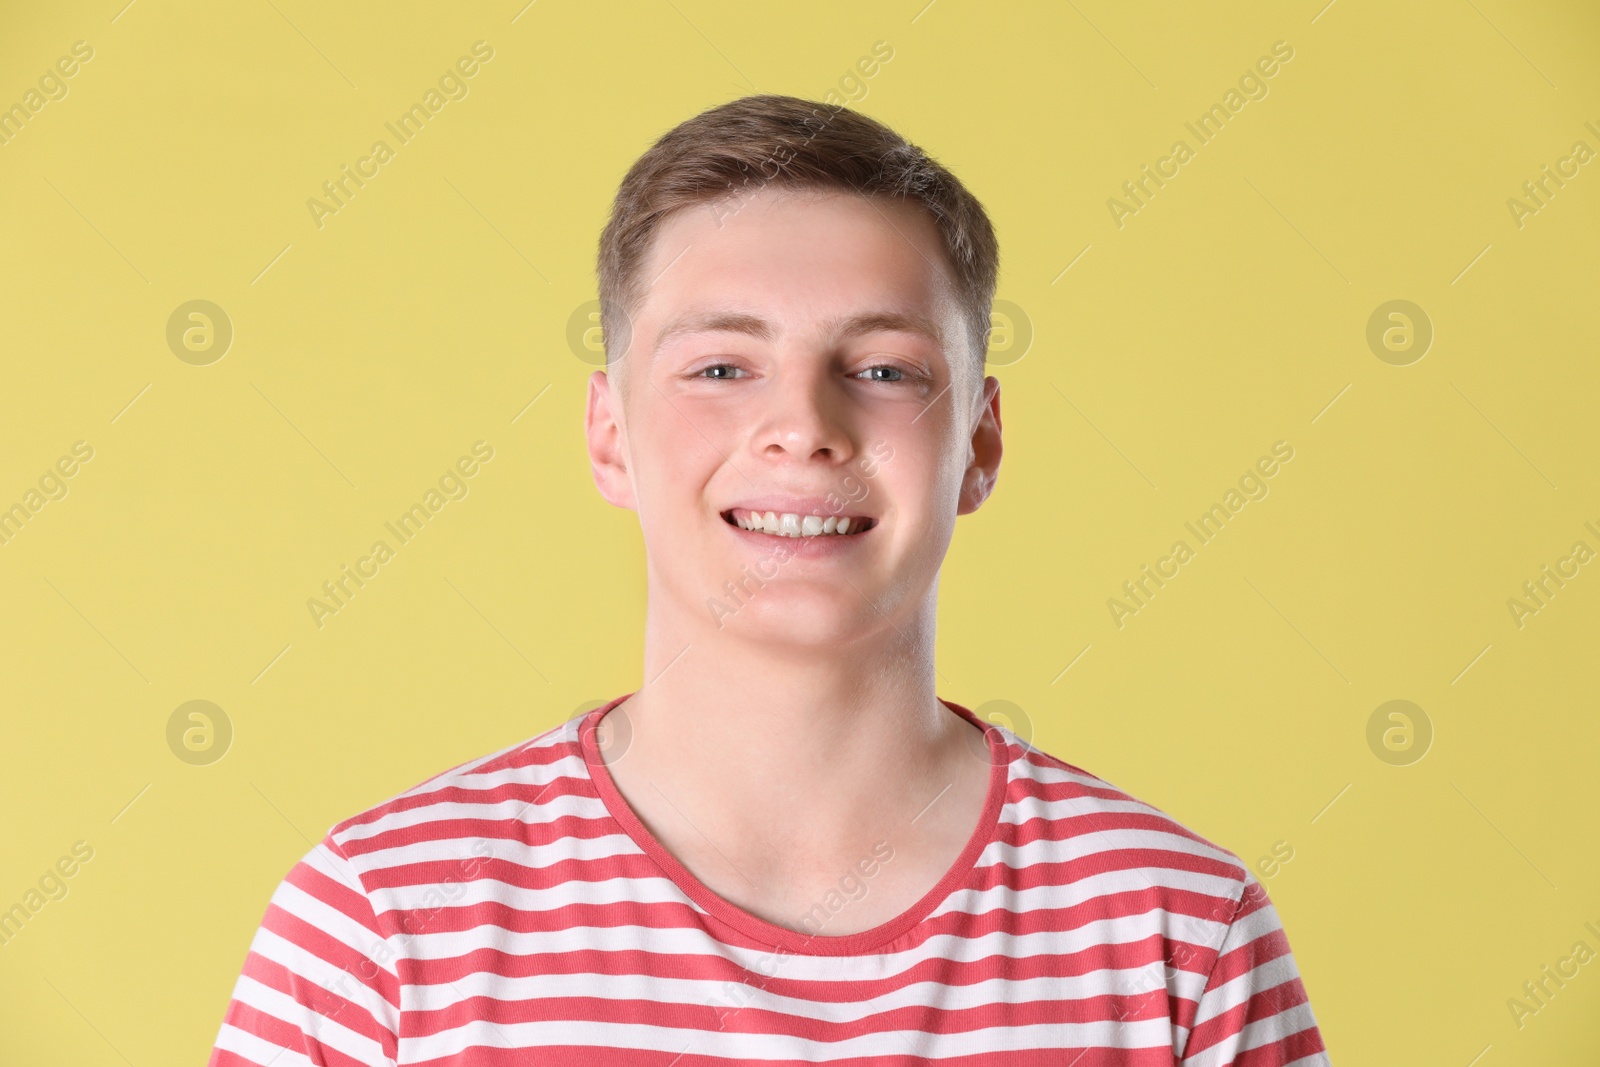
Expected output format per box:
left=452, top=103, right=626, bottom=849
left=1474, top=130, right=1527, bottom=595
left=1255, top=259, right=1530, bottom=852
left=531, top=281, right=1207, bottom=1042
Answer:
left=611, top=584, right=966, bottom=864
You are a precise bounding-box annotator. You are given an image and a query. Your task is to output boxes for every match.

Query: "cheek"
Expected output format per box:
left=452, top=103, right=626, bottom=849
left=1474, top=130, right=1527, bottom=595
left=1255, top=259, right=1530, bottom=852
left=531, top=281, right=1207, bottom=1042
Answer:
left=631, top=415, right=729, bottom=519
left=924, top=422, right=970, bottom=487
left=638, top=406, right=727, bottom=470
left=872, top=448, right=943, bottom=525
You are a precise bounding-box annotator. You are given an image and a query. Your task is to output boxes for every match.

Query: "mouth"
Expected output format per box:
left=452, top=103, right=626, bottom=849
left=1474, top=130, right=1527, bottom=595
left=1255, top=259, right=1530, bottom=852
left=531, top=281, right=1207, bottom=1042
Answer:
left=720, top=507, right=877, bottom=538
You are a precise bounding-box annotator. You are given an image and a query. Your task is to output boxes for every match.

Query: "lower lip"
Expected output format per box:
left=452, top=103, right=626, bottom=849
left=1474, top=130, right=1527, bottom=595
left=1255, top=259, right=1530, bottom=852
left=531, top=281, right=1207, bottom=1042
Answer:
left=720, top=516, right=874, bottom=557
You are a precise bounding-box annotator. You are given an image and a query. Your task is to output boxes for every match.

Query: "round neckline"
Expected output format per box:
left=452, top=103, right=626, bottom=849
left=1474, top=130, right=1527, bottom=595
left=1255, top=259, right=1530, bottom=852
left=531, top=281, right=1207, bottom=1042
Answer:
left=577, top=691, right=1013, bottom=956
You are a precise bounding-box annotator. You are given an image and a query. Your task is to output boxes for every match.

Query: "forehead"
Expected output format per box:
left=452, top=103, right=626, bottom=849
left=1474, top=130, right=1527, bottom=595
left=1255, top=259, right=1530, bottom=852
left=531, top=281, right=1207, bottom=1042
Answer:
left=632, top=187, right=962, bottom=350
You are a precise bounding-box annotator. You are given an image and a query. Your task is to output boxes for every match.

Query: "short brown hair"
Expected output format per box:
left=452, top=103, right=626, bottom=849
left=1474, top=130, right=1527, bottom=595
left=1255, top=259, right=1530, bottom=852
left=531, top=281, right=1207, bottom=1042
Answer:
left=596, top=93, right=999, bottom=391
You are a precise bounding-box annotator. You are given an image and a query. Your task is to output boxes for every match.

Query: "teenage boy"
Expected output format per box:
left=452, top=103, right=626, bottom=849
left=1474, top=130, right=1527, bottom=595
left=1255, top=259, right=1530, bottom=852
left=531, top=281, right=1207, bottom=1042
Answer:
left=209, top=94, right=1331, bottom=1065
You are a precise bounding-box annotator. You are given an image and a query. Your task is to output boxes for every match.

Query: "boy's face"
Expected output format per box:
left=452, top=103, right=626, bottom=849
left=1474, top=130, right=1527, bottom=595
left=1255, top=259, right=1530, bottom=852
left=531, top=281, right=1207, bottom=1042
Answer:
left=586, top=186, right=1001, bottom=650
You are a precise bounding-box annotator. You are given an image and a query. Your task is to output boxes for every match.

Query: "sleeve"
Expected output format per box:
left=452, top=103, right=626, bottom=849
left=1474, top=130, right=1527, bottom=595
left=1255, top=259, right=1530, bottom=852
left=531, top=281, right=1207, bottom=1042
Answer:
left=208, top=836, right=401, bottom=1067
left=1177, top=871, right=1332, bottom=1067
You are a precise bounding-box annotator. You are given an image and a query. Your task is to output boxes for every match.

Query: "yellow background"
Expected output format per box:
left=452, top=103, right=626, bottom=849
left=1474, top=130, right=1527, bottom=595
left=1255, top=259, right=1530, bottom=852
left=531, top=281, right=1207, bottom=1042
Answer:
left=2, top=0, right=1597, bottom=1062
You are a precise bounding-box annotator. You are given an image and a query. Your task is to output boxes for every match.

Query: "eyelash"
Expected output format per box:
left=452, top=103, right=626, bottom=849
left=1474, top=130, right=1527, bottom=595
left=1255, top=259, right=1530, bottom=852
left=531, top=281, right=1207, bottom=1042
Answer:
left=693, top=362, right=924, bottom=383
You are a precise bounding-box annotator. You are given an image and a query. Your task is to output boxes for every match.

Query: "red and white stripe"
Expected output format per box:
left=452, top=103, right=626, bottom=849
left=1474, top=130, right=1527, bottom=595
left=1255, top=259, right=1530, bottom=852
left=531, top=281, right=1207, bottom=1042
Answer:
left=209, top=694, right=1332, bottom=1065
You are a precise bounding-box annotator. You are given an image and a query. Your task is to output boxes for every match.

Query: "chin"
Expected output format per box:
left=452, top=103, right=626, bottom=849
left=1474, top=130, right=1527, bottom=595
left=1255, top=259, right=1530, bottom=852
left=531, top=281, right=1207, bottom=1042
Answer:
left=709, top=591, right=867, bottom=642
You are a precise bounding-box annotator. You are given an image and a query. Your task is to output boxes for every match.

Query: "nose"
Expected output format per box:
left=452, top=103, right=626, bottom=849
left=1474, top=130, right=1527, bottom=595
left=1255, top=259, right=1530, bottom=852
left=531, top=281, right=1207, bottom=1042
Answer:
left=750, top=361, right=854, bottom=464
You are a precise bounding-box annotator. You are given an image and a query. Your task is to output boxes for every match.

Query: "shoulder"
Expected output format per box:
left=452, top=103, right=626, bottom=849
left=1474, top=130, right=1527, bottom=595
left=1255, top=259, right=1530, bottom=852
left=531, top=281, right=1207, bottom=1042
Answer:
left=319, top=712, right=592, bottom=871
left=998, top=732, right=1253, bottom=919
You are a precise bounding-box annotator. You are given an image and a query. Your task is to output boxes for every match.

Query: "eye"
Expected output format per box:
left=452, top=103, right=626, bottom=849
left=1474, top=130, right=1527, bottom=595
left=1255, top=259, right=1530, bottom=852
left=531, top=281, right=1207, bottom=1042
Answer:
left=856, top=363, right=925, bottom=383
left=695, top=363, right=747, bottom=380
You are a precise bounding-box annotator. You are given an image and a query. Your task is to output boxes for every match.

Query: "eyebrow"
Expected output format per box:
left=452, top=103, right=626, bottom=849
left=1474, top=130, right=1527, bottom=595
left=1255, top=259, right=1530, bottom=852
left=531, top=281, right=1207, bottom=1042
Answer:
left=649, top=309, right=945, bottom=361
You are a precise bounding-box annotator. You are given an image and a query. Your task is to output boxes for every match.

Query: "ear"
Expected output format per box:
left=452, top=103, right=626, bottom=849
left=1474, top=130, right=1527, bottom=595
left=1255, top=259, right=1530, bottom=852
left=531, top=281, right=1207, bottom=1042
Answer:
left=956, top=374, right=1001, bottom=516
left=586, top=369, right=637, bottom=510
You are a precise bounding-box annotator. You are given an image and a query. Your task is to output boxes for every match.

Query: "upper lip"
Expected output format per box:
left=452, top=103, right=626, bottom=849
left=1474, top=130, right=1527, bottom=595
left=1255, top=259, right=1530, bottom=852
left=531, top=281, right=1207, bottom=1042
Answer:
left=720, top=498, right=876, bottom=525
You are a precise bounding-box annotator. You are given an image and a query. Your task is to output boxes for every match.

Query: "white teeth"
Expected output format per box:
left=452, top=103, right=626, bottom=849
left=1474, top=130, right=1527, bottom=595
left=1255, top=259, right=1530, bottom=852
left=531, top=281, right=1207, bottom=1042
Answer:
left=732, top=509, right=868, bottom=537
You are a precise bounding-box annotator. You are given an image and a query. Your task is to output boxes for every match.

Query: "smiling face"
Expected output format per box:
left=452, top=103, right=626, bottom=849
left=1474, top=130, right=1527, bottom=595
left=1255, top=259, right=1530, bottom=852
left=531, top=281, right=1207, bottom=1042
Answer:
left=585, top=185, right=1001, bottom=653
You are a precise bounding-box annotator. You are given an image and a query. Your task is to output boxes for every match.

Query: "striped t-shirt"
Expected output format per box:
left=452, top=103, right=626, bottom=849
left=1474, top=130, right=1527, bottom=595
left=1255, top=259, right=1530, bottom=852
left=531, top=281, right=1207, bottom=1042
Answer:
left=209, top=693, right=1332, bottom=1065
